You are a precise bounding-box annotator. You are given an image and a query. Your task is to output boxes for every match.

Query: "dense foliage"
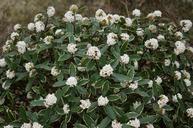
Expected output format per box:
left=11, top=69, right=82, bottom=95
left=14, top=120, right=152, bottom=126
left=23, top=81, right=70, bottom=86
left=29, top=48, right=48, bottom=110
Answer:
left=0, top=5, right=193, bottom=128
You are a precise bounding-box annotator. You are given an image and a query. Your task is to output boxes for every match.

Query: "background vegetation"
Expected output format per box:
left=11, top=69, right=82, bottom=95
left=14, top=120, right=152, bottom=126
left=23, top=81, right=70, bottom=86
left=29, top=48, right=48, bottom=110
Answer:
left=0, top=0, right=193, bottom=49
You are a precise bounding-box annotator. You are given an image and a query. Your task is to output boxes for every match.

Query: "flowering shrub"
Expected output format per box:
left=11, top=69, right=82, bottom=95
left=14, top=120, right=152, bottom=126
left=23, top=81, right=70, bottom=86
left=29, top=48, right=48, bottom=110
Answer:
left=0, top=4, right=193, bottom=128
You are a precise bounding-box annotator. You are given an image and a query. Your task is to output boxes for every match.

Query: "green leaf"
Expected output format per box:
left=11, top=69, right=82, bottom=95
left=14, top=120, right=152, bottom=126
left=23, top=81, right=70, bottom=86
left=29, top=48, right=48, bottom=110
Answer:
left=58, top=53, right=71, bottom=61
left=83, top=113, right=96, bottom=127
left=87, top=102, right=97, bottom=113
left=53, top=81, right=66, bottom=87
left=104, top=105, right=116, bottom=119
left=35, top=64, right=51, bottom=70
left=78, top=79, right=89, bottom=86
left=15, top=72, right=28, bottom=82
left=112, top=73, right=129, bottom=82
left=127, top=67, right=135, bottom=82
left=108, top=94, right=120, bottom=101
left=125, top=112, right=139, bottom=119
left=138, top=79, right=150, bottom=85
left=98, top=117, right=111, bottom=128
left=102, top=81, right=109, bottom=95
left=74, top=123, right=87, bottom=128
left=19, top=106, right=28, bottom=122
left=30, top=99, right=44, bottom=107
left=66, top=22, right=74, bottom=34
left=76, top=86, right=88, bottom=94
left=140, top=115, right=158, bottom=124
left=69, top=63, right=77, bottom=76
left=152, top=84, right=164, bottom=97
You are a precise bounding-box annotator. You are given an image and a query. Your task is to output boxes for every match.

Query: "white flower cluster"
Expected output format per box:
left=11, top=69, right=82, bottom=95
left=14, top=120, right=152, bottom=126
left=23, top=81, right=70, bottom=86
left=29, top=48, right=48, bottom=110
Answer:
left=136, top=28, right=144, bottom=37
left=97, top=95, right=109, bottom=106
left=51, top=66, right=61, bottom=76
left=147, top=10, right=162, bottom=18
left=63, top=104, right=70, bottom=114
left=86, top=46, right=101, bottom=60
left=80, top=99, right=91, bottom=110
left=129, top=81, right=138, bottom=90
left=35, top=21, right=45, bottom=32
left=10, top=32, right=19, bottom=40
left=174, top=71, right=182, bottom=80
left=120, top=54, right=129, bottom=64
left=6, top=69, right=15, bottom=79
left=0, top=58, right=7, bottom=67
left=28, top=23, right=35, bottom=31
left=146, top=124, right=154, bottom=128
left=132, top=9, right=141, bottom=17
left=64, top=10, right=82, bottom=22
left=66, top=76, right=77, bottom=87
left=100, top=64, right=114, bottom=77
left=44, top=93, right=57, bottom=108
left=164, top=59, right=171, bottom=66
left=47, top=6, right=55, bottom=17
left=24, top=62, right=34, bottom=72
left=16, top=41, right=27, bottom=54
left=4, top=125, right=13, bottom=128
left=107, top=32, right=118, bottom=46
left=174, top=41, right=186, bottom=55
left=157, top=94, right=169, bottom=108
left=144, top=38, right=159, bottom=50
left=172, top=93, right=182, bottom=102
left=14, top=24, right=21, bottom=31
left=120, top=33, right=130, bottom=41
left=21, top=122, right=43, bottom=128
left=67, top=43, right=77, bottom=54
left=148, top=24, right=157, bottom=33
left=127, top=118, right=140, bottom=128
left=155, top=76, right=162, bottom=85
left=180, top=20, right=192, bottom=32
left=111, top=120, right=122, bottom=128
left=43, top=36, right=54, bottom=45
left=186, top=108, right=193, bottom=118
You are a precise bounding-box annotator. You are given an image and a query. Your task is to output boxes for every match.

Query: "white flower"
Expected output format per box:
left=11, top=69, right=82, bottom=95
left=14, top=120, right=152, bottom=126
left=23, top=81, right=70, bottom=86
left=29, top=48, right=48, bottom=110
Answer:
left=133, top=101, right=141, bottom=109
left=77, top=67, right=86, bottom=72
left=16, top=41, right=27, bottom=54
left=184, top=79, right=191, bottom=86
left=134, top=60, right=138, bottom=70
left=14, top=24, right=21, bottom=31
left=111, top=120, right=122, bottom=128
left=6, top=69, right=15, bottom=79
left=67, top=43, right=77, bottom=54
left=181, top=70, right=190, bottom=79
left=125, top=17, right=132, bottom=27
left=27, top=23, right=35, bottom=31
left=69, top=4, right=78, bottom=12
left=35, top=21, right=45, bottom=32
left=75, top=14, right=83, bottom=21
left=97, top=95, right=109, bottom=106
left=157, top=94, right=169, bottom=108
left=120, top=54, right=129, bottom=64
left=3, top=125, right=13, bottom=128
left=43, top=36, right=54, bottom=45
left=157, top=34, right=165, bottom=41
left=187, top=46, right=193, bottom=54
left=107, top=14, right=115, bottom=24
left=144, top=38, right=159, bottom=50
left=136, top=28, right=144, bottom=36
left=25, top=62, right=34, bottom=72
left=51, top=66, right=61, bottom=76
left=174, top=61, right=180, bottom=68
left=155, top=76, right=162, bottom=85
left=100, top=64, right=113, bottom=77
left=64, top=11, right=74, bottom=22
left=146, top=124, right=154, bottom=128
left=55, top=29, right=64, bottom=35
left=120, top=33, right=130, bottom=41
left=86, top=46, right=101, bottom=60
left=63, top=104, right=70, bottom=114
left=10, top=32, right=19, bottom=40
left=113, top=14, right=121, bottom=23
left=95, top=9, right=106, bottom=21
left=129, top=81, right=138, bottom=90
left=107, top=33, right=118, bottom=46
left=148, top=25, right=157, bottom=33
left=21, top=123, right=31, bottom=128
left=2, top=81, right=10, bottom=90
left=32, top=122, right=43, bottom=128
left=127, top=118, right=140, bottom=128
left=180, top=20, right=192, bottom=32
left=148, top=80, right=153, bottom=88
left=44, top=93, right=57, bottom=107
left=174, top=41, right=186, bottom=55
left=186, top=108, right=193, bottom=118
left=132, top=9, right=141, bottom=17
left=174, top=71, right=181, bottom=80
left=153, top=10, right=162, bottom=17
left=66, top=76, right=77, bottom=87
left=175, top=31, right=183, bottom=39
left=164, top=59, right=171, bottom=66
left=47, top=6, right=55, bottom=17
left=172, top=93, right=182, bottom=102
left=0, top=58, right=7, bottom=67
left=80, top=99, right=91, bottom=110
left=34, top=13, right=45, bottom=22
